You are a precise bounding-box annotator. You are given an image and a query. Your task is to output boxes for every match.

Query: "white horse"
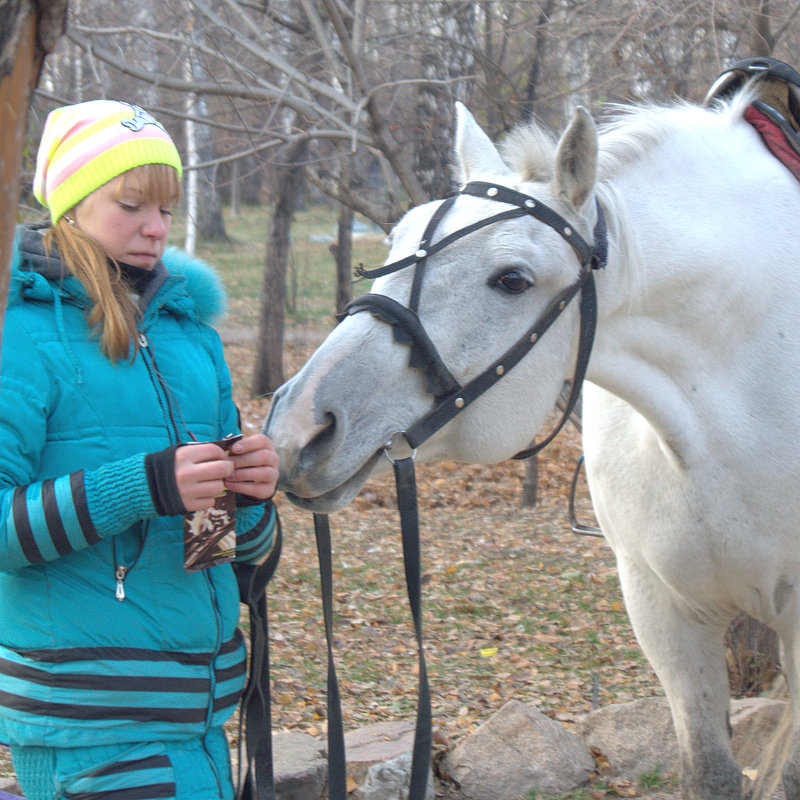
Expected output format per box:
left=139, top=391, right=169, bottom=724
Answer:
left=265, top=87, right=800, bottom=800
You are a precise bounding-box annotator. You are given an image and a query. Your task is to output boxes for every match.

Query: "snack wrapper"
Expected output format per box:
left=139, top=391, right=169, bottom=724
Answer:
left=183, top=434, right=242, bottom=572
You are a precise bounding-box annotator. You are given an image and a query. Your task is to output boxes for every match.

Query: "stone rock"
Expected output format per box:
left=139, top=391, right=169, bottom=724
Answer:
left=352, top=751, right=435, bottom=800
left=730, top=696, right=789, bottom=771
left=346, top=720, right=435, bottom=800
left=345, top=720, right=416, bottom=783
left=273, top=731, right=327, bottom=800
left=227, top=695, right=791, bottom=800
left=441, top=699, right=595, bottom=800
left=578, top=696, right=679, bottom=781
left=578, top=695, right=791, bottom=788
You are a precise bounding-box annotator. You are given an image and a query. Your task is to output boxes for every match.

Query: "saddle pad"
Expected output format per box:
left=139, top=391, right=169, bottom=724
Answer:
left=745, top=103, right=800, bottom=183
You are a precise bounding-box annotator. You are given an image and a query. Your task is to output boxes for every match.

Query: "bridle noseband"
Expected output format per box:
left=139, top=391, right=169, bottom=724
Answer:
left=347, top=180, right=608, bottom=457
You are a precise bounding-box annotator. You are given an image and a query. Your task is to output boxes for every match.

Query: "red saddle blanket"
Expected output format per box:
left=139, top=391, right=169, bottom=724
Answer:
left=745, top=103, right=800, bottom=182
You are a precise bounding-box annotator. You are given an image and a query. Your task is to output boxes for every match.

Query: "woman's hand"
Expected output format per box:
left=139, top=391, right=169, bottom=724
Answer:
left=173, top=435, right=280, bottom=512
left=224, top=433, right=280, bottom=500
left=174, top=442, right=234, bottom=512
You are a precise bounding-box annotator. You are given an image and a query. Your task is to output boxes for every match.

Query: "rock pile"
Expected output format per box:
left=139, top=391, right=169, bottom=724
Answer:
left=0, top=695, right=787, bottom=799
left=262, top=694, right=788, bottom=799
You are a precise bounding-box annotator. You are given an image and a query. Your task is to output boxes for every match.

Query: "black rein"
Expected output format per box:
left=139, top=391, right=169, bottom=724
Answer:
left=313, top=180, right=608, bottom=800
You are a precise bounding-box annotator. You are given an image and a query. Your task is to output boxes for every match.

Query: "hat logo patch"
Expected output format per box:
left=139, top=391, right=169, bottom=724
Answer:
left=120, top=103, right=166, bottom=133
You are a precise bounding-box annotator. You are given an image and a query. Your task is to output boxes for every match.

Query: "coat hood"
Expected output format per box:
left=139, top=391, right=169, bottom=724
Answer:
left=9, top=225, right=227, bottom=325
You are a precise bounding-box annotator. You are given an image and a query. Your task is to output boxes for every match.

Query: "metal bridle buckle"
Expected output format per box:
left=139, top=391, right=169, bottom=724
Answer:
left=382, top=431, right=417, bottom=464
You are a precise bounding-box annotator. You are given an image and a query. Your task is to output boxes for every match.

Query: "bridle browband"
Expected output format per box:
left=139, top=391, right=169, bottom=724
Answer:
left=347, top=180, right=608, bottom=457
left=312, top=180, right=608, bottom=800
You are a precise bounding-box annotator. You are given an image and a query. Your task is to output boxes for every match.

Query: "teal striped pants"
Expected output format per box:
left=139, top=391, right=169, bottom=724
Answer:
left=10, top=726, right=233, bottom=800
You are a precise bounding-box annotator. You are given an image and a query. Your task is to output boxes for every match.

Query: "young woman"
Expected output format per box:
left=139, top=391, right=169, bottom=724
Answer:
left=0, top=99, right=279, bottom=799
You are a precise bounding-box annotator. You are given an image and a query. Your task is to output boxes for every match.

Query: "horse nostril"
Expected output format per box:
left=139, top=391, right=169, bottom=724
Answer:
left=300, top=412, right=337, bottom=465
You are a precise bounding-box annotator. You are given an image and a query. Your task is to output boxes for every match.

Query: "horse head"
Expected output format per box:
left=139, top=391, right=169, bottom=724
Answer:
left=265, top=104, right=602, bottom=511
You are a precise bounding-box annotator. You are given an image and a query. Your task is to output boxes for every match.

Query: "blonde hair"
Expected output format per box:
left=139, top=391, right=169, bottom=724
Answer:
left=44, top=163, right=180, bottom=361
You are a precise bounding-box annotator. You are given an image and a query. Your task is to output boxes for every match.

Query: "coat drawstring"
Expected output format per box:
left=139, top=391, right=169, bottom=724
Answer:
left=51, top=288, right=84, bottom=384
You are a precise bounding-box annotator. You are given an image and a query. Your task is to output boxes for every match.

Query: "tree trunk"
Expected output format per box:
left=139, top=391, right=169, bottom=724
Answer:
left=331, top=203, right=354, bottom=315
left=726, top=614, right=780, bottom=697
left=520, top=0, right=555, bottom=123
left=411, top=1, right=476, bottom=200
left=198, top=162, right=229, bottom=242
left=0, top=0, right=67, bottom=351
left=520, top=456, right=538, bottom=508
left=190, top=82, right=228, bottom=243
left=183, top=62, right=198, bottom=255
left=251, top=142, right=307, bottom=396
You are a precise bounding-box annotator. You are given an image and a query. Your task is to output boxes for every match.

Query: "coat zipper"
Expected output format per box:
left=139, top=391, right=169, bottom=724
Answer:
left=112, top=520, right=148, bottom=601
left=138, top=332, right=184, bottom=444
left=115, top=564, right=128, bottom=601
left=111, top=330, right=187, bottom=599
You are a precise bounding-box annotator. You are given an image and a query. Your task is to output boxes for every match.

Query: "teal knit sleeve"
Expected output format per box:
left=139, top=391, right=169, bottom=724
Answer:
left=84, top=453, right=159, bottom=531
left=0, top=454, right=158, bottom=571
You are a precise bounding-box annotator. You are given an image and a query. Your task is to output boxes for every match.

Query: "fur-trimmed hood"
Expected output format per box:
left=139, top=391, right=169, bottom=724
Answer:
left=10, top=224, right=227, bottom=325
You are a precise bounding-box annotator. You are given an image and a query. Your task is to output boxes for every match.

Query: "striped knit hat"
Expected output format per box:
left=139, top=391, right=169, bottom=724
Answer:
left=33, top=100, right=183, bottom=223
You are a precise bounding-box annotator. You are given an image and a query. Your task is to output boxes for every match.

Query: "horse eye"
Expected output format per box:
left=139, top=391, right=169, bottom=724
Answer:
left=494, top=270, right=533, bottom=294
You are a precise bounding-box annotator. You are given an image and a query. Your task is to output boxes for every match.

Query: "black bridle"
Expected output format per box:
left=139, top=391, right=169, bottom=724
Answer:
left=312, top=180, right=608, bottom=800
left=347, top=181, right=608, bottom=457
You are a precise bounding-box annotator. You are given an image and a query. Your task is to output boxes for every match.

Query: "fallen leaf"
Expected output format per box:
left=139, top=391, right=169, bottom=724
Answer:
left=608, top=778, right=640, bottom=797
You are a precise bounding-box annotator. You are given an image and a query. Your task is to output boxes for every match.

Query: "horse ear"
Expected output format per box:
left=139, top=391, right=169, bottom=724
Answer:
left=454, top=101, right=514, bottom=183
left=553, top=106, right=598, bottom=211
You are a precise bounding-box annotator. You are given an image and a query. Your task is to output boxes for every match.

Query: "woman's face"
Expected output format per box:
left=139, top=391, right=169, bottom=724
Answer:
left=73, top=173, right=175, bottom=269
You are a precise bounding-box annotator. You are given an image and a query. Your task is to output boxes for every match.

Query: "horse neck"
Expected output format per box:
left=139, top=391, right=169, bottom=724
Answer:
left=586, top=116, right=800, bottom=464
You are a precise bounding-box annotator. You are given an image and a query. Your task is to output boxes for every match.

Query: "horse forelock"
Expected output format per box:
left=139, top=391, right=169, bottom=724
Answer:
left=497, top=120, right=557, bottom=182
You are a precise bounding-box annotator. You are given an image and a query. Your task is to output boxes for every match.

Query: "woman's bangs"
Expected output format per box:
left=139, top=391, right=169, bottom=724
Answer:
left=117, top=164, right=181, bottom=207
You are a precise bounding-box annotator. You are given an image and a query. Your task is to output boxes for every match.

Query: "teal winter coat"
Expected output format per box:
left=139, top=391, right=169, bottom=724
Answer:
left=0, top=225, right=275, bottom=748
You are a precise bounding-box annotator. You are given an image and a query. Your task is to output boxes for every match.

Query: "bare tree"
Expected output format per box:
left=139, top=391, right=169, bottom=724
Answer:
left=1, top=0, right=67, bottom=347
left=36, top=1, right=800, bottom=205
left=25, top=0, right=800, bottom=399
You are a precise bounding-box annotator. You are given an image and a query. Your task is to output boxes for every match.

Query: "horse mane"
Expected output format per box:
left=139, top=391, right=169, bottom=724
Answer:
left=596, top=84, right=757, bottom=178
left=496, top=83, right=757, bottom=185
left=591, top=88, right=757, bottom=306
